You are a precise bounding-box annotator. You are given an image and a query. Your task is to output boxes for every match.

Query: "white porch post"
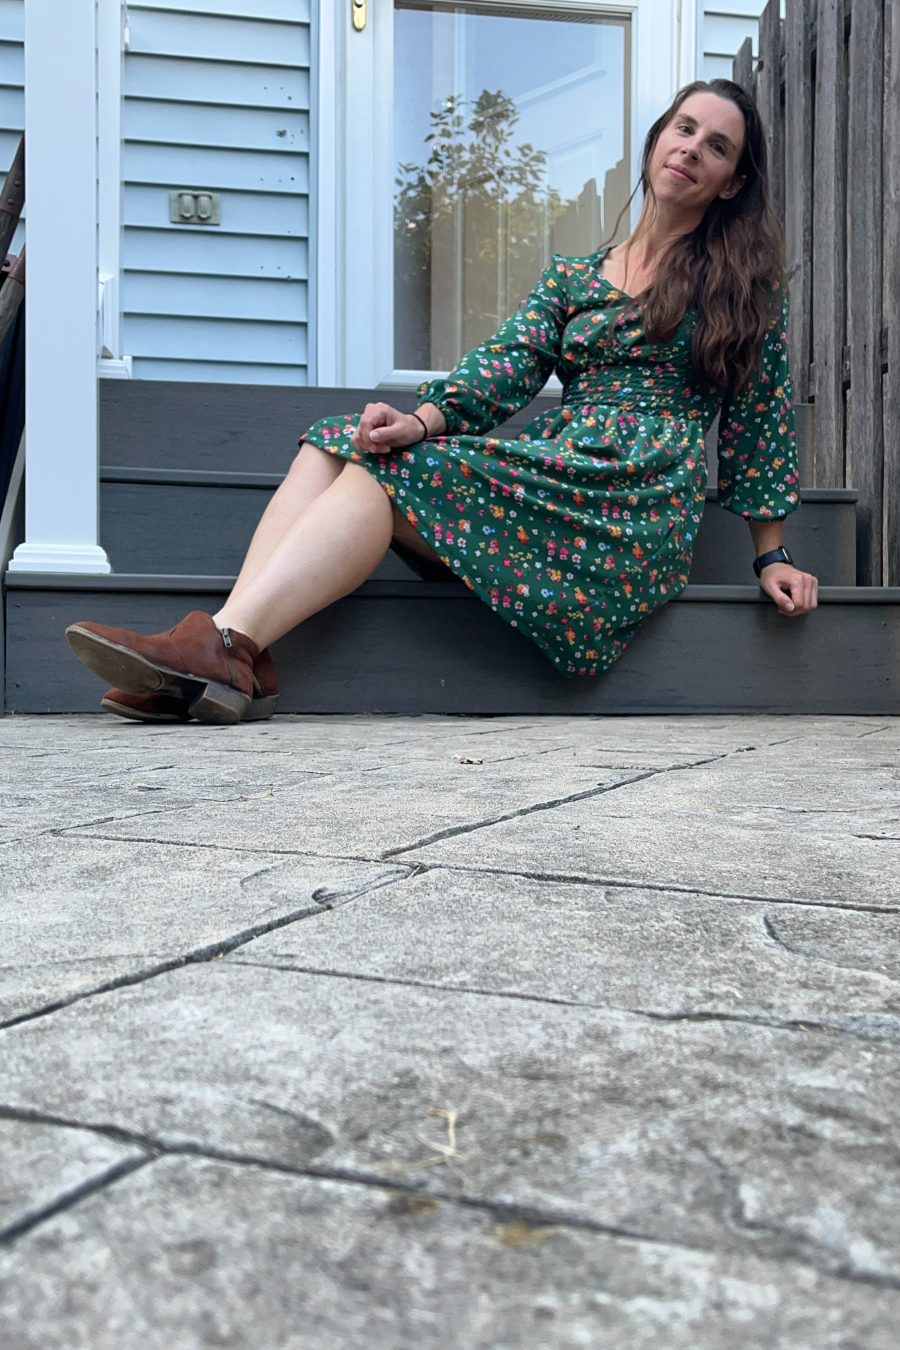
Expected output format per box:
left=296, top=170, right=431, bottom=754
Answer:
left=8, top=0, right=111, bottom=575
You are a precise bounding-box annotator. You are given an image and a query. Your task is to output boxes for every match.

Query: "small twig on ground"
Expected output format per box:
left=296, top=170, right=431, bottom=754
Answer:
left=372, top=1107, right=475, bottom=1183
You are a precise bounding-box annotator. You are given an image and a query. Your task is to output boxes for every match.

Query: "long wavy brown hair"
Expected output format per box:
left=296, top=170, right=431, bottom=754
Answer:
left=628, top=79, right=783, bottom=393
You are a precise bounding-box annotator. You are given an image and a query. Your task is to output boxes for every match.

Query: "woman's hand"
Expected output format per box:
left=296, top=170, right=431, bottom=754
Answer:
left=351, top=402, right=438, bottom=454
left=758, top=562, right=818, bottom=616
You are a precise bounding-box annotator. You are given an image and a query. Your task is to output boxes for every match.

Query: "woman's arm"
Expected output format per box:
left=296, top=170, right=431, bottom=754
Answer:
left=748, top=519, right=817, bottom=615
left=351, top=401, right=445, bottom=454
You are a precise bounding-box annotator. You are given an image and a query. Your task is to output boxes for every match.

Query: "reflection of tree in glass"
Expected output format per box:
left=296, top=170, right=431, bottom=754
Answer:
left=394, top=90, right=626, bottom=369
left=394, top=91, right=571, bottom=369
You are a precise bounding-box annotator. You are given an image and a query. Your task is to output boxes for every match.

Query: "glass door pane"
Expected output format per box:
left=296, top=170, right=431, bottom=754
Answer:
left=393, top=1, right=632, bottom=372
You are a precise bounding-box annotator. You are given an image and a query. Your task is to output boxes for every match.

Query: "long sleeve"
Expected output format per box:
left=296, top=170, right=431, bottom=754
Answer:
left=417, top=258, right=569, bottom=436
left=715, top=279, right=800, bottom=520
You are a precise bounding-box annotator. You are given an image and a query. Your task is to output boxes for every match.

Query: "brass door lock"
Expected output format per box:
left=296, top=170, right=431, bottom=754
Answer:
left=352, top=0, right=366, bottom=31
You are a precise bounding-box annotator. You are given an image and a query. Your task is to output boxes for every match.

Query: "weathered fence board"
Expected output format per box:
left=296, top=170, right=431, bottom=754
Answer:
left=811, top=0, right=848, bottom=488
left=741, top=0, right=897, bottom=582
left=885, top=0, right=900, bottom=584
left=847, top=0, right=884, bottom=583
left=733, top=36, right=754, bottom=93
left=757, top=0, right=785, bottom=221
left=783, top=0, right=814, bottom=403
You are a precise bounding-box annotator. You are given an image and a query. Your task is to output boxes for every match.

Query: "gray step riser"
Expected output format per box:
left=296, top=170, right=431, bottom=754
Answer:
left=7, top=588, right=899, bottom=715
left=98, top=483, right=858, bottom=587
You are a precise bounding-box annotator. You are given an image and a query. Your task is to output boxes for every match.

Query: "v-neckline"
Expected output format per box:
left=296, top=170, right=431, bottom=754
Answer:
left=595, top=245, right=635, bottom=302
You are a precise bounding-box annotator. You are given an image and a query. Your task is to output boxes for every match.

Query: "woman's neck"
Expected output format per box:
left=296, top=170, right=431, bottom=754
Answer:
left=607, top=197, right=704, bottom=294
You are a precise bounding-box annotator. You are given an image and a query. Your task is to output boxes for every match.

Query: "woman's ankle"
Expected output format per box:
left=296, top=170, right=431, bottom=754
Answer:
left=211, top=609, right=259, bottom=646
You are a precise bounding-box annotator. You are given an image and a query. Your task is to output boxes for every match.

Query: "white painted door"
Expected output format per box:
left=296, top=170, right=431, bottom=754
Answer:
left=318, top=0, right=682, bottom=390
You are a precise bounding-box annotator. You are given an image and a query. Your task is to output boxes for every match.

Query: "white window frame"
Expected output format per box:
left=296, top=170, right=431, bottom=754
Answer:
left=316, top=0, right=683, bottom=390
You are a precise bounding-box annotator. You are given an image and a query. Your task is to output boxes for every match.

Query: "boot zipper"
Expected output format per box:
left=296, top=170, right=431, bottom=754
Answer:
left=220, top=628, right=233, bottom=648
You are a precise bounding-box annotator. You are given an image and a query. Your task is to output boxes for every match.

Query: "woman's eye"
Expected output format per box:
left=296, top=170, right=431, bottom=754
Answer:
left=710, top=142, right=725, bottom=155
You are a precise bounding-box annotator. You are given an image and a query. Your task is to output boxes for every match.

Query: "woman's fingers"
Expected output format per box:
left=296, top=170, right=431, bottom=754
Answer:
left=351, top=403, right=418, bottom=453
left=760, top=565, right=818, bottom=615
left=351, top=402, right=396, bottom=452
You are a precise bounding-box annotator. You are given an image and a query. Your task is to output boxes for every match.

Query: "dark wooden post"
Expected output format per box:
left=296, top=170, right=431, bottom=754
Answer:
left=0, top=243, right=24, bottom=346
left=0, top=136, right=24, bottom=267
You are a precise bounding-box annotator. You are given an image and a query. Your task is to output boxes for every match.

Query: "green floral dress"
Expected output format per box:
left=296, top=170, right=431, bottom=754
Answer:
left=303, top=247, right=799, bottom=676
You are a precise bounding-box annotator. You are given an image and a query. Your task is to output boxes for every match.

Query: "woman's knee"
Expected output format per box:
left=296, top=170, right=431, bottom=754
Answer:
left=289, top=441, right=342, bottom=477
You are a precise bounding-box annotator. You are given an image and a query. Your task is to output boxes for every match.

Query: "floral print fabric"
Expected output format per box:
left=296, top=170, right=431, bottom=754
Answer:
left=303, top=247, right=799, bottom=676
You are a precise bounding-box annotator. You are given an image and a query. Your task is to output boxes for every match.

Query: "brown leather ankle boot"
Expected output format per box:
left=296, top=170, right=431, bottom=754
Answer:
left=101, top=646, right=279, bottom=724
left=67, top=611, right=257, bottom=725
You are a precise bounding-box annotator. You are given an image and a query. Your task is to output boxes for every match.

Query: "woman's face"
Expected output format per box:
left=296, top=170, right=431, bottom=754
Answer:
left=648, top=92, right=747, bottom=214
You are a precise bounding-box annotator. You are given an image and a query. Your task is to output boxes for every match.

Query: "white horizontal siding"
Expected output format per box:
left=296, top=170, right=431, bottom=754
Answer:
left=123, top=1, right=313, bottom=384
left=701, top=2, right=764, bottom=79
left=124, top=227, right=307, bottom=278
left=124, top=54, right=308, bottom=107
left=124, top=141, right=308, bottom=192
left=131, top=357, right=306, bottom=382
left=0, top=0, right=23, bottom=255
left=124, top=272, right=307, bottom=322
left=125, top=184, right=308, bottom=235
left=127, top=9, right=309, bottom=66
left=135, top=0, right=308, bottom=18
left=125, top=314, right=307, bottom=362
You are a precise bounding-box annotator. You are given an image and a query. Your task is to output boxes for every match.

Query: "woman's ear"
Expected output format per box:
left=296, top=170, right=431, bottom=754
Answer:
left=719, top=174, right=747, bottom=201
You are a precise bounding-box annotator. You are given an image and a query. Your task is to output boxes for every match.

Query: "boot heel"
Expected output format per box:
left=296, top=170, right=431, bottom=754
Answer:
left=188, top=681, right=251, bottom=725
left=243, top=694, right=279, bottom=722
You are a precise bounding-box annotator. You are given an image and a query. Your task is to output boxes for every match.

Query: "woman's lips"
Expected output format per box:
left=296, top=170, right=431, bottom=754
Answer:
left=665, top=163, right=696, bottom=183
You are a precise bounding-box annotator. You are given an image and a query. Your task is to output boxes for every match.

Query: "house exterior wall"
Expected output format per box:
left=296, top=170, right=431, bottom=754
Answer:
left=0, top=0, right=314, bottom=386
left=700, top=0, right=766, bottom=79
left=122, top=1, right=314, bottom=385
left=0, top=1, right=766, bottom=391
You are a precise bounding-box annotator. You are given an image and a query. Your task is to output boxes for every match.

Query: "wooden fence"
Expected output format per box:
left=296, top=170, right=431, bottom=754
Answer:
left=734, top=0, right=900, bottom=585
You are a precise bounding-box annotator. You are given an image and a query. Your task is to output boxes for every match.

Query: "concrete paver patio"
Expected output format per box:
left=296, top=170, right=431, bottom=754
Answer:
left=1, top=713, right=899, bottom=1348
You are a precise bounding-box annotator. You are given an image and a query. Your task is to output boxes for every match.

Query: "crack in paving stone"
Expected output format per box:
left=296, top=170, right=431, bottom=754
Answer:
left=0, top=866, right=413, bottom=1033
left=686, top=1141, right=900, bottom=1286
left=56, top=832, right=325, bottom=857
left=0, top=795, right=260, bottom=851
left=381, top=752, right=735, bottom=859
left=224, top=959, right=900, bottom=1045
left=422, top=862, right=900, bottom=916
left=1, top=1104, right=898, bottom=1290
left=763, top=915, right=900, bottom=983
left=0, top=1153, right=154, bottom=1246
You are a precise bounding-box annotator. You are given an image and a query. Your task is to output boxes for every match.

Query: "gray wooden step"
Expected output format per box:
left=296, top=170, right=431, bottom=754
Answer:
left=97, top=471, right=858, bottom=586
left=6, top=573, right=900, bottom=715
left=98, top=383, right=857, bottom=586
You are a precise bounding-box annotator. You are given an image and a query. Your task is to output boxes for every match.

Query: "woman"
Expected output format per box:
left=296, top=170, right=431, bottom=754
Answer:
left=67, top=79, right=817, bottom=724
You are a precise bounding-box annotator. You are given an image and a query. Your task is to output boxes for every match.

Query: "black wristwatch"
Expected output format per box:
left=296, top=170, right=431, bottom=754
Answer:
left=753, top=546, right=793, bottom=577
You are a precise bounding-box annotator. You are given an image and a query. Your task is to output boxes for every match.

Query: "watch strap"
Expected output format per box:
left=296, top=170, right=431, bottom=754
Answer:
left=753, top=546, right=793, bottom=578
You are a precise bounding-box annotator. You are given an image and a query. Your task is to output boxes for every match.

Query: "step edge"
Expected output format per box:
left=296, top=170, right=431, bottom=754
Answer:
left=97, top=465, right=862, bottom=505
left=7, top=573, right=900, bottom=605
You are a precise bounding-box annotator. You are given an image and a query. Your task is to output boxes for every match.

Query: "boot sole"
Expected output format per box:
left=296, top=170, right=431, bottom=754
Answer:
left=101, top=696, right=189, bottom=724
left=67, top=626, right=251, bottom=726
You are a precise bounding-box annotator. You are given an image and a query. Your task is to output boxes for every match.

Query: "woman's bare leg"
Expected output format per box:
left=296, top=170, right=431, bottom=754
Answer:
left=212, top=463, right=393, bottom=651
left=230, top=443, right=345, bottom=599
